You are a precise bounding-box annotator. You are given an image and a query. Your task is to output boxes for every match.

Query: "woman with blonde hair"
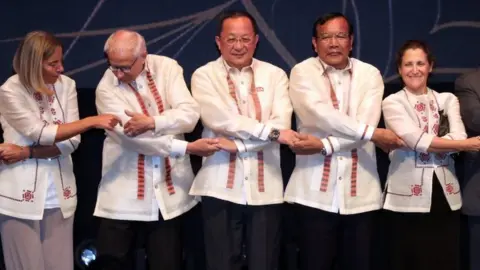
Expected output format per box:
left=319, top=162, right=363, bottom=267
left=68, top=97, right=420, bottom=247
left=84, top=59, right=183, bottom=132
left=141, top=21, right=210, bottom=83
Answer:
left=382, top=40, right=480, bottom=270
left=0, top=31, right=118, bottom=270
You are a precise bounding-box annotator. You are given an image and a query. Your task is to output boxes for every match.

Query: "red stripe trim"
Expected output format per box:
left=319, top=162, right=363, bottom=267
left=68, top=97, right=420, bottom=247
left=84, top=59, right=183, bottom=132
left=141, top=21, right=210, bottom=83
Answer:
left=318, top=62, right=358, bottom=196
left=225, top=67, right=265, bottom=192
left=127, top=72, right=176, bottom=198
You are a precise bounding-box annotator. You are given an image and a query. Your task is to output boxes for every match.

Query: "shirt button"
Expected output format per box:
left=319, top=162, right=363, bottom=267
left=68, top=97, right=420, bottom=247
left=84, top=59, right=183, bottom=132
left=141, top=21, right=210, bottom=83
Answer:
left=242, top=100, right=246, bottom=104
left=241, top=81, right=244, bottom=85
left=339, top=157, right=343, bottom=161
left=154, top=165, right=159, bottom=168
left=245, top=177, right=248, bottom=181
left=339, top=177, right=342, bottom=180
left=155, top=184, right=160, bottom=189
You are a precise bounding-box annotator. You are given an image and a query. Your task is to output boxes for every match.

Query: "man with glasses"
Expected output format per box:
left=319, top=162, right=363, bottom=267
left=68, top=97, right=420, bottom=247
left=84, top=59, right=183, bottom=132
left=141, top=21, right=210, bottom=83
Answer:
left=93, top=29, right=219, bottom=270
left=284, top=13, right=404, bottom=270
left=189, top=10, right=297, bottom=270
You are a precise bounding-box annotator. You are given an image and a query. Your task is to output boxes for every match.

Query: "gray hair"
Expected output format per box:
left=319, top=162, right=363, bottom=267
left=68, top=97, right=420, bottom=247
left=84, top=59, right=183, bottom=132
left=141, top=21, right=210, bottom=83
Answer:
left=103, top=30, right=146, bottom=57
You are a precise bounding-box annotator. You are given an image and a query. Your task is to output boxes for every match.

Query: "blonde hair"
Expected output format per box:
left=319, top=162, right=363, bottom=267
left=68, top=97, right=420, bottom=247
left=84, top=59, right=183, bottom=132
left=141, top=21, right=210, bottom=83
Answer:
left=13, top=31, right=62, bottom=95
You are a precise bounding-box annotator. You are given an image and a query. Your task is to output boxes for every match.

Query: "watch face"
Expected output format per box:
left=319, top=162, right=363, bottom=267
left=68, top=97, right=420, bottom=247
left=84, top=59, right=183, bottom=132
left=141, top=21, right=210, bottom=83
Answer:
left=269, top=129, right=280, bottom=140
left=321, top=148, right=327, bottom=155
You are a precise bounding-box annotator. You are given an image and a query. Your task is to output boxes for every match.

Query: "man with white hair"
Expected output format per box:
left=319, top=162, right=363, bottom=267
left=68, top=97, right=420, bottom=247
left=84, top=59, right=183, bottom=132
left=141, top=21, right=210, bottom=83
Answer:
left=94, top=29, right=217, bottom=270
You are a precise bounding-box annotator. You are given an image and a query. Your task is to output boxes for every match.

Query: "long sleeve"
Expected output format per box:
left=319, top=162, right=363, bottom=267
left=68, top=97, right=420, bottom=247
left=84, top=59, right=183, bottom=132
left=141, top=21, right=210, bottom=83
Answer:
left=96, top=86, right=187, bottom=157
left=289, top=64, right=376, bottom=142
left=382, top=95, right=434, bottom=153
left=55, top=82, right=81, bottom=156
left=442, top=94, right=467, bottom=140
left=455, top=73, right=480, bottom=135
left=152, top=61, right=200, bottom=135
left=234, top=70, right=292, bottom=153
left=322, top=69, right=384, bottom=154
left=0, top=82, right=58, bottom=145
left=191, top=68, right=272, bottom=141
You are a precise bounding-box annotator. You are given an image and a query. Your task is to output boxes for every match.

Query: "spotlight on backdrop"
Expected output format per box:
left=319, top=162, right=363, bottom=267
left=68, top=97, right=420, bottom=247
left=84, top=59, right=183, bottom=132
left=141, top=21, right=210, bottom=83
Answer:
left=75, top=239, right=97, bottom=269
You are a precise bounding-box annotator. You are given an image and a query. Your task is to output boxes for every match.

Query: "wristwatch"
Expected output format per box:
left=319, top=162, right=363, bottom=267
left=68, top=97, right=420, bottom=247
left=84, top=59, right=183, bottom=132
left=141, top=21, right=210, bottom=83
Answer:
left=320, top=146, right=327, bottom=156
left=268, top=128, right=280, bottom=141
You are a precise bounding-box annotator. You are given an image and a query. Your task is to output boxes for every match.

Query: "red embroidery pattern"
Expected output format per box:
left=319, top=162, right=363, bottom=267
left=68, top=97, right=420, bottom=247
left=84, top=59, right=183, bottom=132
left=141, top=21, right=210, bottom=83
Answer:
left=445, top=183, right=455, bottom=195
left=63, top=186, right=73, bottom=199
left=225, top=65, right=265, bottom=192
left=34, top=90, right=63, bottom=125
left=22, top=190, right=34, bottom=202
left=411, top=184, right=422, bottom=196
left=318, top=61, right=358, bottom=197
left=415, top=102, right=426, bottom=112
left=127, top=71, right=175, bottom=199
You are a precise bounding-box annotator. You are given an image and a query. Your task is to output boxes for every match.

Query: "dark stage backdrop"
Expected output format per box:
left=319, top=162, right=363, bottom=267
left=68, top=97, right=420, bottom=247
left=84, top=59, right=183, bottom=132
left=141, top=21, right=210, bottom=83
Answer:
left=1, top=0, right=479, bottom=268
left=0, top=0, right=479, bottom=88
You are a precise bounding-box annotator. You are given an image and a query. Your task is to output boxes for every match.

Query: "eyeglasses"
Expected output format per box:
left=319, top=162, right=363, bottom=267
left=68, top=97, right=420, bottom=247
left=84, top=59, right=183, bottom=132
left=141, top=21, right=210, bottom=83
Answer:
left=317, top=32, right=350, bottom=42
left=221, top=35, right=255, bottom=46
left=108, top=57, right=138, bottom=73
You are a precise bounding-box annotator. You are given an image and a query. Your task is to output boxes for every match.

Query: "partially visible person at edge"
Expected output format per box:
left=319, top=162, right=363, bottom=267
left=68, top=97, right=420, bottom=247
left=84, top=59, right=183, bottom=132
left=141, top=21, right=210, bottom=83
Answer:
left=454, top=62, right=480, bottom=270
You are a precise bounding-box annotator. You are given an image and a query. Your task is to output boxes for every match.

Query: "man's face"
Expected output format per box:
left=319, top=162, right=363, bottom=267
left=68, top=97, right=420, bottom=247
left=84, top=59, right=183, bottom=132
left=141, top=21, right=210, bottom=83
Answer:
left=312, top=17, right=353, bottom=69
left=215, top=16, right=259, bottom=70
left=107, top=49, right=145, bottom=83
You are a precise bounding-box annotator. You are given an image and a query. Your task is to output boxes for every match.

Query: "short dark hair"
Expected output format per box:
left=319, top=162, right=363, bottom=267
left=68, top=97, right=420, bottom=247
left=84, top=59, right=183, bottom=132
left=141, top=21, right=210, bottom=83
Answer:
left=395, top=40, right=435, bottom=68
left=312, top=12, right=354, bottom=38
left=217, top=10, right=258, bottom=36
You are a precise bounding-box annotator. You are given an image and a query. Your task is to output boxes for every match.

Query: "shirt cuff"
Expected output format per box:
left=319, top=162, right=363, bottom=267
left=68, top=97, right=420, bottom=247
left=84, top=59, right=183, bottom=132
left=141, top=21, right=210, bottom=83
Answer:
left=39, top=124, right=58, bottom=145
left=328, top=136, right=340, bottom=153
left=170, top=139, right=188, bottom=157
left=254, top=123, right=272, bottom=141
left=233, top=139, right=247, bottom=153
left=356, top=124, right=374, bottom=141
left=321, top=138, right=334, bottom=156
left=363, top=126, right=375, bottom=141
left=153, top=115, right=167, bottom=134
left=414, top=133, right=435, bottom=154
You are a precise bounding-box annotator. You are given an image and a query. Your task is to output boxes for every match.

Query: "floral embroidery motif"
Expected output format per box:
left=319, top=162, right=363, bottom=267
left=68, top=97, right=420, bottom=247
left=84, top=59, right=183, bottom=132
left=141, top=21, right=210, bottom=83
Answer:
left=411, top=184, right=422, bottom=196
left=445, top=183, right=455, bottom=195
left=411, top=90, right=448, bottom=168
left=22, top=190, right=34, bottom=202
left=33, top=88, right=63, bottom=127
left=63, top=187, right=73, bottom=199
left=419, top=153, right=431, bottom=162
left=415, top=102, right=426, bottom=112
